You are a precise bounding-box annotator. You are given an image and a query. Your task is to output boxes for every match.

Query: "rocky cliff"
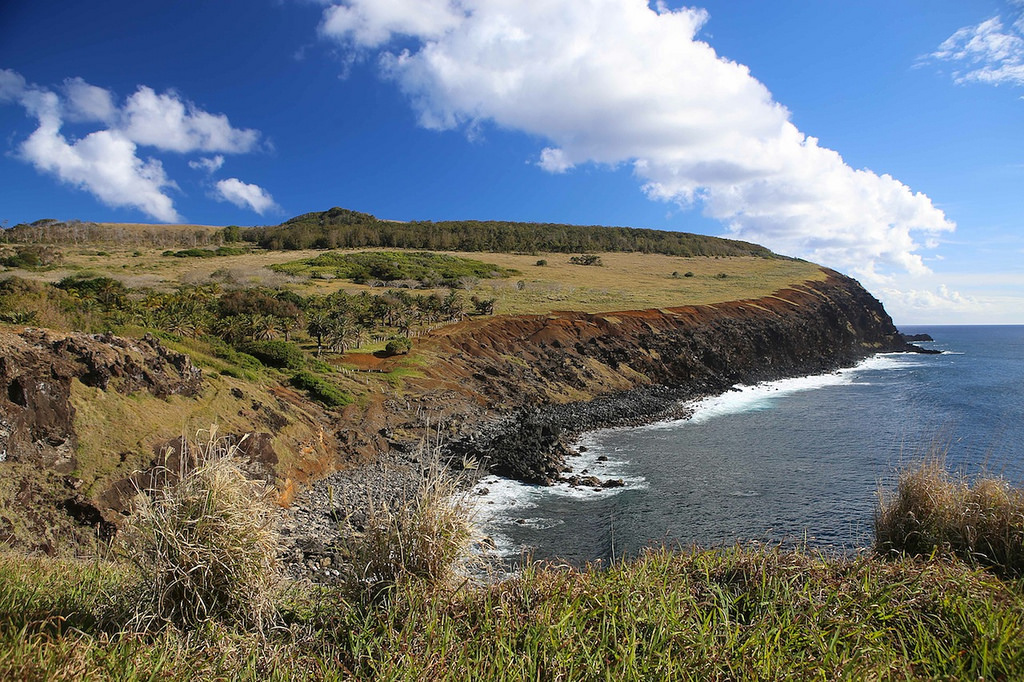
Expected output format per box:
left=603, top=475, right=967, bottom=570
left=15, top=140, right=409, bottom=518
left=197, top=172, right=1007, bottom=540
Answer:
left=0, top=267, right=918, bottom=553
left=418, top=269, right=918, bottom=483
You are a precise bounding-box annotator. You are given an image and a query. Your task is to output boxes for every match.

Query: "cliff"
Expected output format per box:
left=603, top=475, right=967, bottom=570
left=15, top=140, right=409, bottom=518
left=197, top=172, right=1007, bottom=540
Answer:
left=415, top=269, right=916, bottom=483
left=0, top=267, right=917, bottom=552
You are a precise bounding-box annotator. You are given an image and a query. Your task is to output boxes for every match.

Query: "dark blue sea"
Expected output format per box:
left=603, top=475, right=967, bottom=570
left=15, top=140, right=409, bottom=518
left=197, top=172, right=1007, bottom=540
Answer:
left=473, top=326, right=1024, bottom=564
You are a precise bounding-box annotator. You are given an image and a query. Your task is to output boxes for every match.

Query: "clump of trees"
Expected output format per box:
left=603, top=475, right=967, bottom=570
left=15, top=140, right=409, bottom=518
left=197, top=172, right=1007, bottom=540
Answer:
left=569, top=254, right=602, bottom=266
left=0, top=275, right=491, bottom=361
left=272, top=251, right=516, bottom=288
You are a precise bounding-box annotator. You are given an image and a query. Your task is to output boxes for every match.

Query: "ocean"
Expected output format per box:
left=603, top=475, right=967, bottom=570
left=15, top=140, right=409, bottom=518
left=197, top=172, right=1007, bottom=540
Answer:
left=472, top=325, right=1024, bottom=564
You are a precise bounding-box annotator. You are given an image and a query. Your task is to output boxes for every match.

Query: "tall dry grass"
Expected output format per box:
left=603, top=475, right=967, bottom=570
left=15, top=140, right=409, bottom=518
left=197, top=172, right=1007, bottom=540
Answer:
left=336, top=458, right=477, bottom=603
left=875, top=456, right=1024, bottom=576
left=118, top=427, right=281, bottom=630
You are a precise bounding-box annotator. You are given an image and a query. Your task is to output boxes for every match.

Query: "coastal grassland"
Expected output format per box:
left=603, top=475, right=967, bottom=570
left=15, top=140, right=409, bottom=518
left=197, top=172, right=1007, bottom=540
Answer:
left=2, top=547, right=1022, bottom=680
left=1, top=239, right=825, bottom=316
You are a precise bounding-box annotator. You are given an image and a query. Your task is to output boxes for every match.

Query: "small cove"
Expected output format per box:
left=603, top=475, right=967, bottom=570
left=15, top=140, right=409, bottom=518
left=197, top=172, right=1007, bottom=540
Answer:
left=474, top=326, right=1024, bottom=565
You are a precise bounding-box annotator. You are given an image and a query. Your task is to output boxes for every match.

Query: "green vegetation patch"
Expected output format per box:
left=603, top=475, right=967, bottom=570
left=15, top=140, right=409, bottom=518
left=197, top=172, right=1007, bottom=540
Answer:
left=272, top=250, right=517, bottom=285
left=290, top=371, right=351, bottom=407
left=166, top=246, right=248, bottom=258
left=238, top=340, right=306, bottom=370
left=2, top=546, right=1023, bottom=680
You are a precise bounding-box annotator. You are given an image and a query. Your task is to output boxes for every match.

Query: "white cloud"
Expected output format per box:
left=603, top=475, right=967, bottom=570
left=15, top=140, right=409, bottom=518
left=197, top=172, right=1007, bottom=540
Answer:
left=319, top=0, right=954, bottom=279
left=62, top=76, right=117, bottom=124
left=0, top=69, right=28, bottom=102
left=929, top=13, right=1024, bottom=86
left=189, top=155, right=225, bottom=173
left=20, top=122, right=181, bottom=223
left=214, top=178, right=279, bottom=215
left=1, top=69, right=268, bottom=222
left=320, top=0, right=464, bottom=47
left=120, top=86, right=260, bottom=153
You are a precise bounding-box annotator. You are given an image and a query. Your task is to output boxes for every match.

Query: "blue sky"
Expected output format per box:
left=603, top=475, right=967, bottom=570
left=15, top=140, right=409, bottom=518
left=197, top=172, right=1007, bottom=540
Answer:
left=2, top=0, right=1022, bottom=324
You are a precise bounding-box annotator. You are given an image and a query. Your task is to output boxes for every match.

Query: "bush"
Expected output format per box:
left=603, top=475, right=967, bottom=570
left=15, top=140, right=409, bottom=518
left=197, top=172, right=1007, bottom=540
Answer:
left=875, top=457, right=1024, bottom=576
left=239, top=340, right=305, bottom=370
left=536, top=259, right=547, bottom=266
left=384, top=337, right=412, bottom=356
left=118, top=428, right=281, bottom=630
left=569, top=253, right=602, bottom=266
left=337, top=459, right=475, bottom=603
left=290, top=371, right=351, bottom=407
left=684, top=271, right=695, bottom=277
left=171, top=248, right=219, bottom=258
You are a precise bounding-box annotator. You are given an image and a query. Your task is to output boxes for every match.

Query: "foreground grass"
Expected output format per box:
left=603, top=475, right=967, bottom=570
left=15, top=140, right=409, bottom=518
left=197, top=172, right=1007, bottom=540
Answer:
left=876, top=457, right=1024, bottom=577
left=3, top=546, right=1023, bottom=680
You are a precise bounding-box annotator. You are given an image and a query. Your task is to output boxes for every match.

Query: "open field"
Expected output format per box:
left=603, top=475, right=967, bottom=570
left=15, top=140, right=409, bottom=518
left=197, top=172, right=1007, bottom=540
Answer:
left=1, top=242, right=825, bottom=316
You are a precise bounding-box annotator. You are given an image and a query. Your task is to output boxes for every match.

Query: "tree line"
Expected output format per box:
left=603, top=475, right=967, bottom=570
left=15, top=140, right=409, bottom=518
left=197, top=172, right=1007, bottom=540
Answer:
left=247, top=208, right=779, bottom=258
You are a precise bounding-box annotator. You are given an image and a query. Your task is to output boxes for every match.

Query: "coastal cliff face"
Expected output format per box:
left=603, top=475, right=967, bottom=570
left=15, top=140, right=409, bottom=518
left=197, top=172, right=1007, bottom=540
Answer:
left=416, top=269, right=911, bottom=483
left=0, top=267, right=909, bottom=551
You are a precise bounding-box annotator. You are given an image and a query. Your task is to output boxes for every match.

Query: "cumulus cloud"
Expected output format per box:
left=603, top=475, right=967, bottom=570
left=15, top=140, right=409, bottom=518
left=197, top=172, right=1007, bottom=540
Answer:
left=189, top=155, right=225, bottom=173
left=929, top=13, right=1024, bottom=86
left=214, top=178, right=279, bottom=215
left=0, top=69, right=266, bottom=222
left=318, top=0, right=953, bottom=279
left=120, top=86, right=260, bottom=153
left=320, top=0, right=464, bottom=47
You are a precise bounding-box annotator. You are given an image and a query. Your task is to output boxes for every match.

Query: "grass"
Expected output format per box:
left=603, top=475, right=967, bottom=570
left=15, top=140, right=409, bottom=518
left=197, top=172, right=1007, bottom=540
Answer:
left=3, top=458, right=1024, bottom=678
left=876, top=456, right=1024, bottom=576
left=116, top=427, right=281, bottom=630
left=1, top=545, right=1022, bottom=680
left=3, top=242, right=825, bottom=316
left=334, top=458, right=477, bottom=605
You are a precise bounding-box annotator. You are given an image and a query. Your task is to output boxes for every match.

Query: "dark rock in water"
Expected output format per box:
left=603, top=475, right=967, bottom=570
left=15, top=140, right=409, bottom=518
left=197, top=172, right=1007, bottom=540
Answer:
left=597, top=455, right=609, bottom=462
left=602, top=478, right=625, bottom=488
left=902, top=332, right=934, bottom=342
left=907, top=344, right=942, bottom=355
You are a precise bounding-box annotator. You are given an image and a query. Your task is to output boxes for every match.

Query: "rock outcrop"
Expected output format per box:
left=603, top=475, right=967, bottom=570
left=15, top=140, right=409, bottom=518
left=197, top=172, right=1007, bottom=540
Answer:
left=0, top=330, right=204, bottom=553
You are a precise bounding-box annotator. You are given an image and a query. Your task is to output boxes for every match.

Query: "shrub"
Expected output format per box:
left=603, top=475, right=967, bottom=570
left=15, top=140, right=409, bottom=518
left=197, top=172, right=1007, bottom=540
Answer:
left=684, top=271, right=695, bottom=277
left=337, top=459, right=475, bottom=603
left=0, top=245, right=62, bottom=269
left=384, top=336, right=412, bottom=356
left=569, top=253, right=602, bottom=266
left=171, top=248, right=219, bottom=258
left=118, top=428, right=281, bottom=630
left=535, top=259, right=547, bottom=266
left=239, top=340, right=305, bottom=370
left=875, top=457, right=1024, bottom=576
left=290, top=371, right=352, bottom=407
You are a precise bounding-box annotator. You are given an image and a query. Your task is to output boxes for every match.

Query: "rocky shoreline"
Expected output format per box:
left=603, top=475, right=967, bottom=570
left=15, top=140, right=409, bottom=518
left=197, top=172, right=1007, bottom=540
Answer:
left=283, top=343, right=937, bottom=581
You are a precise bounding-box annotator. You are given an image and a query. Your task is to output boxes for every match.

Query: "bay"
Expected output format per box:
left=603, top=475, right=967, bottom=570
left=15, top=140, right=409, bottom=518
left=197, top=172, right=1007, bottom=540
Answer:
left=473, top=325, right=1024, bottom=564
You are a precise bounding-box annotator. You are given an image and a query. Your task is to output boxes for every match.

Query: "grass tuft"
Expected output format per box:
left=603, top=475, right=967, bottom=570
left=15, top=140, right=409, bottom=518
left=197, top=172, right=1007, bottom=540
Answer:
left=875, top=456, right=1024, bottom=576
left=117, top=426, right=282, bottom=631
left=336, top=458, right=477, bottom=604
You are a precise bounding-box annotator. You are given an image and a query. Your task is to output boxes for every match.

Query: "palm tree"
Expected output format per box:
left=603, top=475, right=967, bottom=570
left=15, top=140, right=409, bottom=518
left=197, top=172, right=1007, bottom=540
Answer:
left=306, top=308, right=331, bottom=357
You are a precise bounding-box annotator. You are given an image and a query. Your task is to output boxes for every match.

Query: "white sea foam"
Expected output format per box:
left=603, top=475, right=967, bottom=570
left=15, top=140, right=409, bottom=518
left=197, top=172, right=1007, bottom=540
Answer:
left=669, top=352, right=929, bottom=425
left=471, top=351, right=929, bottom=556
left=469, top=441, right=646, bottom=557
